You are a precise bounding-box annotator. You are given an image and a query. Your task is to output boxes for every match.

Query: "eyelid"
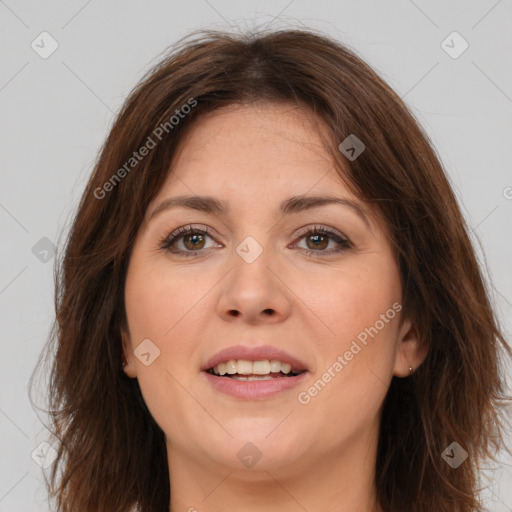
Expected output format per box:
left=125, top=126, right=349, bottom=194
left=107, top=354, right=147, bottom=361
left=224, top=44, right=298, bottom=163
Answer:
left=292, top=224, right=348, bottom=242
left=169, top=224, right=217, bottom=240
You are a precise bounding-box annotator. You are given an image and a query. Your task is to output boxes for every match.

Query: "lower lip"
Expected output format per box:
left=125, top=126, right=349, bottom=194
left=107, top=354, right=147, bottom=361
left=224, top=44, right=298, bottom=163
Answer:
left=202, top=371, right=308, bottom=399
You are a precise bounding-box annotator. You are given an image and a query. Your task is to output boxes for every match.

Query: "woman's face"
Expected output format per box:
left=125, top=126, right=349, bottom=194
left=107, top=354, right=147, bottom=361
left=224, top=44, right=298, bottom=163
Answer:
left=122, top=103, right=423, bottom=477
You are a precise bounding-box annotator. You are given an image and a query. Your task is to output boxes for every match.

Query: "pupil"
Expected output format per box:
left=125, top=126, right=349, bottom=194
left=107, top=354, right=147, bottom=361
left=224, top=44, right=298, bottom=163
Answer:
left=308, top=234, right=327, bottom=250
left=185, top=234, right=204, bottom=250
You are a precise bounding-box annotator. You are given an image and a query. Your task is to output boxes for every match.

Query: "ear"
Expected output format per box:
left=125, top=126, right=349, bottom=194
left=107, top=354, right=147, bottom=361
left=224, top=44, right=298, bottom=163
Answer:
left=393, top=317, right=428, bottom=377
left=121, top=328, right=137, bottom=378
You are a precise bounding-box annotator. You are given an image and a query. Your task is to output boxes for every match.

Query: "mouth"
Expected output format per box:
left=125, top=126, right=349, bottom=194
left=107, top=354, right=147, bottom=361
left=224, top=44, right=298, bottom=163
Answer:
left=201, top=345, right=309, bottom=399
left=205, top=359, right=306, bottom=381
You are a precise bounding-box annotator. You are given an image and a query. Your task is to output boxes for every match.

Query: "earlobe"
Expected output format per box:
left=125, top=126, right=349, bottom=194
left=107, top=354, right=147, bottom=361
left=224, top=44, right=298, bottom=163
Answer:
left=121, top=328, right=137, bottom=378
left=393, top=317, right=428, bottom=378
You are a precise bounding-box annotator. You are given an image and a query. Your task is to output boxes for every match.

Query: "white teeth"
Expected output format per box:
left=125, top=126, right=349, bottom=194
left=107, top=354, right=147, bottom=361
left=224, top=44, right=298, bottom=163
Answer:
left=280, top=362, right=291, bottom=374
left=237, top=360, right=253, bottom=375
left=226, top=360, right=237, bottom=374
left=210, top=359, right=299, bottom=376
left=253, top=360, right=270, bottom=374
left=269, top=359, right=281, bottom=372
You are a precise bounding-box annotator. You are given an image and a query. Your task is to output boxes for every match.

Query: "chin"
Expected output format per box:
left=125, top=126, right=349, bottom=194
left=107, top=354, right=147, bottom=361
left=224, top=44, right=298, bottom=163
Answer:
left=194, top=427, right=305, bottom=470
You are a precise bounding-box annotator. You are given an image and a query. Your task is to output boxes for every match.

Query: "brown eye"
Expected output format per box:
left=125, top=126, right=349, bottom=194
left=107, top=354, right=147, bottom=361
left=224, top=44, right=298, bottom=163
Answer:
left=305, top=234, right=329, bottom=250
left=183, top=233, right=206, bottom=250
left=293, top=226, right=351, bottom=257
left=161, top=225, right=220, bottom=256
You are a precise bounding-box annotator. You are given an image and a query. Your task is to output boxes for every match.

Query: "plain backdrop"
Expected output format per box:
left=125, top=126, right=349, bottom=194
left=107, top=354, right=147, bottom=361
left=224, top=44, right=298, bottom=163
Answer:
left=1, top=1, right=511, bottom=511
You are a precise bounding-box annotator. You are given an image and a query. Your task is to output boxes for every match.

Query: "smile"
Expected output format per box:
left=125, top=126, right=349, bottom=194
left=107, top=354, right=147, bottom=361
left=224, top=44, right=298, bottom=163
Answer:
left=206, top=359, right=305, bottom=380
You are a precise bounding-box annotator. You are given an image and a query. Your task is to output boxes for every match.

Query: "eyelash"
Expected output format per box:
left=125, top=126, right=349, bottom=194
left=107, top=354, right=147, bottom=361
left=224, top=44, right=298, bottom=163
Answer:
left=159, top=224, right=351, bottom=258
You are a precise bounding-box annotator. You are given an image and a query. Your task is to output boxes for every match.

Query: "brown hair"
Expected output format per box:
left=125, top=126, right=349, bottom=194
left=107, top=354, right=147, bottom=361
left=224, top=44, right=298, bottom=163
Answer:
left=30, top=27, right=510, bottom=512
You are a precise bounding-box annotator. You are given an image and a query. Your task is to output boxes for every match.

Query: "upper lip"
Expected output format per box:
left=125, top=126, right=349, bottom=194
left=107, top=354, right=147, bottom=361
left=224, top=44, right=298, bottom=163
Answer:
left=201, top=344, right=309, bottom=372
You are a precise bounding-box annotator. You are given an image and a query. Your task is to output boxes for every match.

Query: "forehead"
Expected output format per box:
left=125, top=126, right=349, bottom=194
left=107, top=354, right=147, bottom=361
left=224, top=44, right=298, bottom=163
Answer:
left=155, top=102, right=356, bottom=204
left=141, top=102, right=392, bottom=249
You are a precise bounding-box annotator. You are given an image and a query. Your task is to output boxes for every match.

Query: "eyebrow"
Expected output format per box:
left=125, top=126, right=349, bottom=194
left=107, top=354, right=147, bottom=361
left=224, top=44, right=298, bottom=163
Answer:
left=149, top=194, right=371, bottom=228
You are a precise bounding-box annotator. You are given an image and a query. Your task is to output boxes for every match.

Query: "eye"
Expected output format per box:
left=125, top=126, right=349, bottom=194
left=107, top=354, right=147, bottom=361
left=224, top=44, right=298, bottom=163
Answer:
left=160, top=224, right=221, bottom=257
left=292, top=225, right=351, bottom=257
left=160, top=224, right=351, bottom=258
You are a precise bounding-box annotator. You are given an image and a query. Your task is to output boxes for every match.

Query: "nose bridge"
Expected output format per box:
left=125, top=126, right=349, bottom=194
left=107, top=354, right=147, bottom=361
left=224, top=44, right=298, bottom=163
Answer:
left=231, top=233, right=275, bottom=299
left=216, top=233, right=292, bottom=323
left=235, top=234, right=267, bottom=266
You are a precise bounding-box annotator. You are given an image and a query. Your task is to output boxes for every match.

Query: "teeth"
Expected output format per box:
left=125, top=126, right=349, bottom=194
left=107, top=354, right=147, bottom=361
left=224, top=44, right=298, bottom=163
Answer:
left=210, top=359, right=299, bottom=376
left=226, top=360, right=237, bottom=374
left=269, top=359, right=281, bottom=372
left=237, top=360, right=253, bottom=375
left=280, top=362, right=291, bottom=374
left=253, top=360, right=270, bottom=374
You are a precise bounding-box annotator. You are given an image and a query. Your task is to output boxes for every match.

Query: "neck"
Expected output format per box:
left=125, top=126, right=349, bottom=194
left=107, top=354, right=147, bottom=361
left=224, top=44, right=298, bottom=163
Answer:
left=167, top=435, right=382, bottom=512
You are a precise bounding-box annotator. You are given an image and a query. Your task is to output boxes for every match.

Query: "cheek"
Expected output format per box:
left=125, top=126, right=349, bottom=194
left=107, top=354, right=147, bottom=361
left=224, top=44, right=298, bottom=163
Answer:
left=123, top=255, right=207, bottom=436
left=124, top=252, right=211, bottom=343
left=294, top=254, right=401, bottom=417
left=296, top=252, right=402, bottom=349
left=125, top=275, right=176, bottom=341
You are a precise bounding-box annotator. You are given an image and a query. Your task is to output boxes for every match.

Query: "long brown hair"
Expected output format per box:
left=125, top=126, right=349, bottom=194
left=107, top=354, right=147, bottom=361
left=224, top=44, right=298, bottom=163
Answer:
left=30, top=27, right=510, bottom=512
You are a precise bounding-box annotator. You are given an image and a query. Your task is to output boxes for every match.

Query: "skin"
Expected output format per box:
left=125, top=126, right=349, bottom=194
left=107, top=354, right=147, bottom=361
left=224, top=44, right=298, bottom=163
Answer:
left=122, top=102, right=427, bottom=512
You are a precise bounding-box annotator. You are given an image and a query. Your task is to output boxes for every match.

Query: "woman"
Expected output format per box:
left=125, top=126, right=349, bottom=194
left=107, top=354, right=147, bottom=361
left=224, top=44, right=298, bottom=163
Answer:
left=32, top=27, right=510, bottom=512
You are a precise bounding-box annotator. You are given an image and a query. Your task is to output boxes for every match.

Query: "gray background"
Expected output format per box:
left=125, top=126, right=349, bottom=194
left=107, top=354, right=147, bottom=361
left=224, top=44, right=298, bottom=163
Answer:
left=1, top=1, right=511, bottom=511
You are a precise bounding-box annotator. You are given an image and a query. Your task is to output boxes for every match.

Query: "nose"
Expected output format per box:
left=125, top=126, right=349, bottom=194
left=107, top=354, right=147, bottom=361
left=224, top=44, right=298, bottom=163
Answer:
left=216, top=245, right=292, bottom=325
